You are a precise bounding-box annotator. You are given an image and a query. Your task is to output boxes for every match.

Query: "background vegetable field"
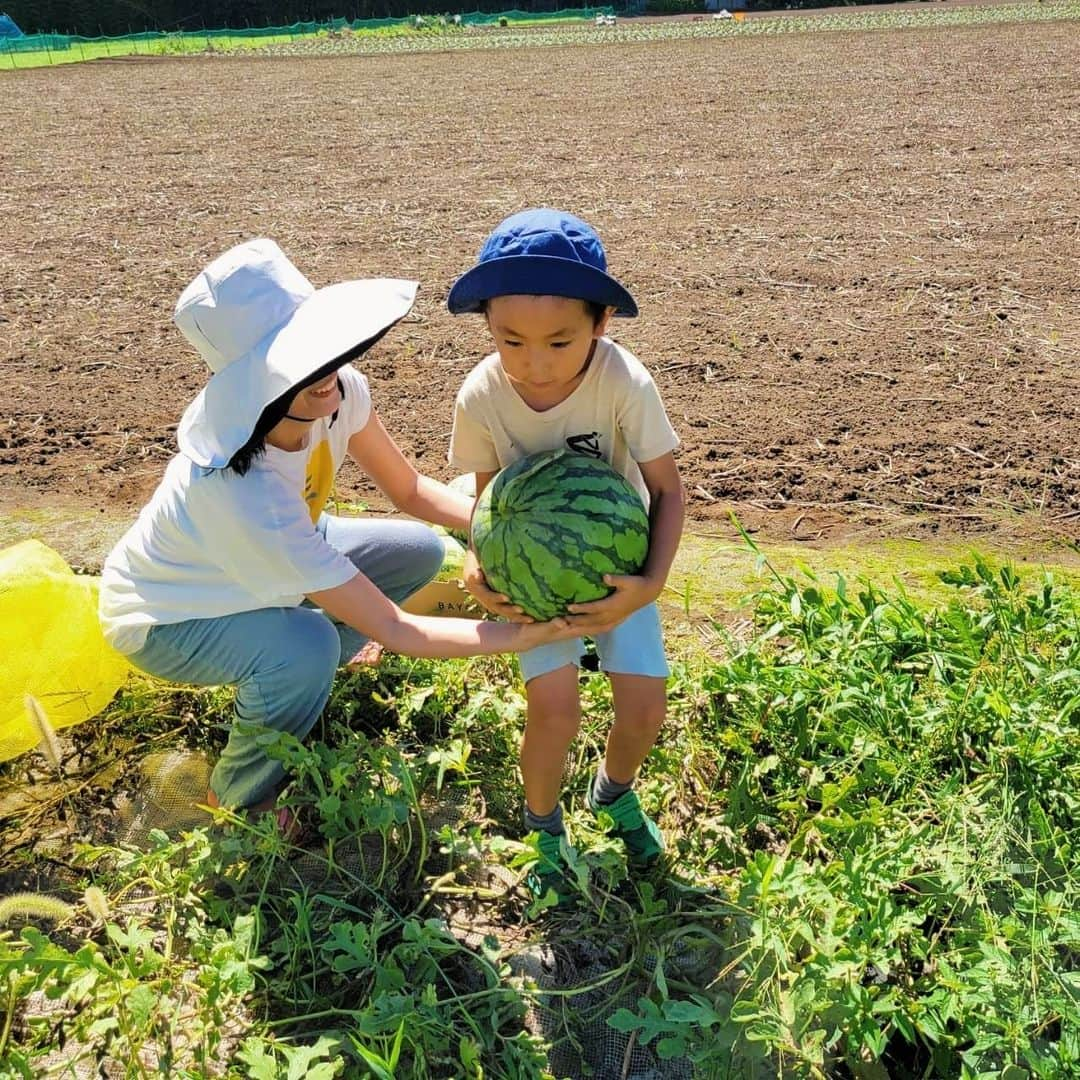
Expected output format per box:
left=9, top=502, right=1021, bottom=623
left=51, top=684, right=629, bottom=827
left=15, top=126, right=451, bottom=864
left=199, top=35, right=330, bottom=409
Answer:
left=2, top=7, right=1077, bottom=546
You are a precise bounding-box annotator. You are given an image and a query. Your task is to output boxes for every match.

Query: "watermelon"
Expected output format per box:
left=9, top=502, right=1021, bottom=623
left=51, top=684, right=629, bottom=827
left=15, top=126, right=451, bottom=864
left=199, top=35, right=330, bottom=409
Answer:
left=471, top=449, right=650, bottom=621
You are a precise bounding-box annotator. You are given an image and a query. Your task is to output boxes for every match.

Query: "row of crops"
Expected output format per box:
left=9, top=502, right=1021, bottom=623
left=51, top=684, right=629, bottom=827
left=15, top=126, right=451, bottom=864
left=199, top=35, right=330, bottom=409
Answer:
left=244, top=0, right=1080, bottom=56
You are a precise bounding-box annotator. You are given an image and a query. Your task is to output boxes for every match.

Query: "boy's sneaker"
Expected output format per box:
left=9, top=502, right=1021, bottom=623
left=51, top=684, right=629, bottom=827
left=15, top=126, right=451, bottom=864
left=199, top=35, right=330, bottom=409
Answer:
left=525, top=830, right=577, bottom=908
left=587, top=788, right=664, bottom=867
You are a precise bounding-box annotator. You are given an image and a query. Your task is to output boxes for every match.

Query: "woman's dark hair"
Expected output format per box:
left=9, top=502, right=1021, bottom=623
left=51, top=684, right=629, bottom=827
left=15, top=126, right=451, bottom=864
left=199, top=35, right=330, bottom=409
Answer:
left=226, top=363, right=347, bottom=477
left=223, top=323, right=399, bottom=477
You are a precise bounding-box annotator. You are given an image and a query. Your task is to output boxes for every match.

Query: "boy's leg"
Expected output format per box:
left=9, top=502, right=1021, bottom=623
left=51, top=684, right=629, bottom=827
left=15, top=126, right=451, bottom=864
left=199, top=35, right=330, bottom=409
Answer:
left=593, top=601, right=669, bottom=782
left=128, top=607, right=340, bottom=810
left=317, top=515, right=445, bottom=660
left=521, top=664, right=581, bottom=818
left=589, top=673, right=667, bottom=866
left=603, top=674, right=667, bottom=785
left=590, top=603, right=669, bottom=865
left=518, top=642, right=585, bottom=905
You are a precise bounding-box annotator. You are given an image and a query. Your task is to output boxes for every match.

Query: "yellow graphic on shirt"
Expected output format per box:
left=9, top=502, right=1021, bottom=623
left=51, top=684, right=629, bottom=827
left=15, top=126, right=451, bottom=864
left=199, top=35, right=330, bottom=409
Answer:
left=304, top=439, right=334, bottom=523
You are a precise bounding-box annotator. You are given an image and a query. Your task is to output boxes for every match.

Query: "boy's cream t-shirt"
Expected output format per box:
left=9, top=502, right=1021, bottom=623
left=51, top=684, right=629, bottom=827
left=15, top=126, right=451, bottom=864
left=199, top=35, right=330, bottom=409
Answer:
left=449, top=337, right=679, bottom=503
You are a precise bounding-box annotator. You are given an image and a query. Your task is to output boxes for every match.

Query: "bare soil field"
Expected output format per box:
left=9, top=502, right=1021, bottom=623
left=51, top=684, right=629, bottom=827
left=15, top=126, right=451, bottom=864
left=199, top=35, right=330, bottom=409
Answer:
left=2, top=17, right=1078, bottom=549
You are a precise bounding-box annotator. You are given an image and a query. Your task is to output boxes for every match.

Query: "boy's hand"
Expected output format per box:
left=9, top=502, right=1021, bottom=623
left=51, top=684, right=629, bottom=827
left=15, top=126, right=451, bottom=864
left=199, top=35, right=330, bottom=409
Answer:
left=462, top=548, right=534, bottom=623
left=566, top=573, right=658, bottom=634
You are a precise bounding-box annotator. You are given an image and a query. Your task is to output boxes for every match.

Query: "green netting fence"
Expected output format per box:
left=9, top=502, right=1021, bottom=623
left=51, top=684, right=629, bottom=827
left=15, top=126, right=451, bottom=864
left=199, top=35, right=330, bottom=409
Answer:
left=1, top=7, right=620, bottom=57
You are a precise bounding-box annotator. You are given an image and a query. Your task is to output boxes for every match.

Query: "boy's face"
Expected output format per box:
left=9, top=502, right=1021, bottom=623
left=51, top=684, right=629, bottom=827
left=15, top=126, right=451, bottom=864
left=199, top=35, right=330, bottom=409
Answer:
left=485, top=295, right=611, bottom=399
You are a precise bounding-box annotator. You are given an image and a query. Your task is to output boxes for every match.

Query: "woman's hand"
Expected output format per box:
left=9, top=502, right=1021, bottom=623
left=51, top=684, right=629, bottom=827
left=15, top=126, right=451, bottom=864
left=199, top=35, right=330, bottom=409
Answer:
left=463, top=549, right=533, bottom=623
left=511, top=615, right=580, bottom=651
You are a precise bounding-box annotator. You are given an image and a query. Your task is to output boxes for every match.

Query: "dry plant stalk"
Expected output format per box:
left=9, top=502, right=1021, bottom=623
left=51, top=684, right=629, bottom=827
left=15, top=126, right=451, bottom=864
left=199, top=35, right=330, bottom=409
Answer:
left=0, top=892, right=74, bottom=925
left=83, top=885, right=111, bottom=922
left=24, top=694, right=64, bottom=777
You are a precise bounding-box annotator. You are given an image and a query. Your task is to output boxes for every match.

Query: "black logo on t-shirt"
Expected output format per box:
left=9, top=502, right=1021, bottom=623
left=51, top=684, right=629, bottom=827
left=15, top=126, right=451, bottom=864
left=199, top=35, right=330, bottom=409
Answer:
left=566, top=432, right=602, bottom=458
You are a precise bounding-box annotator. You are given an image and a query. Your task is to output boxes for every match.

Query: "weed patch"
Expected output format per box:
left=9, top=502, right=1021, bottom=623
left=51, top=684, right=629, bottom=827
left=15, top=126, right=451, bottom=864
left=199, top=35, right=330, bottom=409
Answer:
left=1, top=554, right=1078, bottom=1076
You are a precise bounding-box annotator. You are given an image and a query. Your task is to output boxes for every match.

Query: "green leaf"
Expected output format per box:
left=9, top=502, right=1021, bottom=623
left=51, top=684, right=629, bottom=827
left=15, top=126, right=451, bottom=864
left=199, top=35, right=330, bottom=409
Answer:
left=350, top=1038, right=393, bottom=1080
left=663, top=999, right=722, bottom=1027
left=459, top=1035, right=481, bottom=1073
left=87, top=1015, right=119, bottom=1039
left=284, top=1036, right=341, bottom=1080
left=657, top=1033, right=688, bottom=1059
left=236, top=1038, right=279, bottom=1080
left=125, top=983, right=157, bottom=1027
left=608, top=1008, right=646, bottom=1033
left=654, top=955, right=668, bottom=999
left=387, top=1019, right=405, bottom=1070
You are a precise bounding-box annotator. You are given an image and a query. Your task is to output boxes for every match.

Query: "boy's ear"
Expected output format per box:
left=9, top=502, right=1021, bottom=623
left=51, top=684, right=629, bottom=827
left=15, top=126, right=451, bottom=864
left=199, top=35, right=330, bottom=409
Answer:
left=593, top=306, right=615, bottom=338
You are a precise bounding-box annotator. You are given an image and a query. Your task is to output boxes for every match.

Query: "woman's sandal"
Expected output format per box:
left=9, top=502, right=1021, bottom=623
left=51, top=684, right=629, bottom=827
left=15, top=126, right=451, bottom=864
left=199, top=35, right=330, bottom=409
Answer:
left=271, top=805, right=307, bottom=845
left=206, top=789, right=307, bottom=845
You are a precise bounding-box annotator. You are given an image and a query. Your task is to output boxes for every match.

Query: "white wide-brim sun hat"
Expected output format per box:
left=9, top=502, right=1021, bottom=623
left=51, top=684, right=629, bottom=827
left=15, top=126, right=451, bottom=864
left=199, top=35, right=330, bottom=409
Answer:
left=174, top=238, right=418, bottom=468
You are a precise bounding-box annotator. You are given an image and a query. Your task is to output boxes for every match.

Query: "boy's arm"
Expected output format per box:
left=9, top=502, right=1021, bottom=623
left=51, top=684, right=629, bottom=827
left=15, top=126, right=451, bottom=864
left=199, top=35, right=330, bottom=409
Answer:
left=638, top=451, right=686, bottom=594
left=566, top=451, right=685, bottom=633
left=347, top=409, right=471, bottom=534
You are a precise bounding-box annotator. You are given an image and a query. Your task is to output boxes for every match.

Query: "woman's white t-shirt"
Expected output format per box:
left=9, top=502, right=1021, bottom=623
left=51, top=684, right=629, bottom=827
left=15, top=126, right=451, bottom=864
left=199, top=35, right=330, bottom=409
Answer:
left=99, top=365, right=371, bottom=654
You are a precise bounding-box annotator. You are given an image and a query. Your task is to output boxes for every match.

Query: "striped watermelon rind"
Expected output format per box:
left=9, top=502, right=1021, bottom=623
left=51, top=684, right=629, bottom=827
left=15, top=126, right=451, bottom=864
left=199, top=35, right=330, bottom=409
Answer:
left=471, top=449, right=650, bottom=621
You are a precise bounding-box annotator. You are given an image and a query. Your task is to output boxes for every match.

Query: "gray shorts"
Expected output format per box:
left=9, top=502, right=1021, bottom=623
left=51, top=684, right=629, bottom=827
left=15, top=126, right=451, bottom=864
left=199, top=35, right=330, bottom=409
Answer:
left=518, top=601, right=670, bottom=684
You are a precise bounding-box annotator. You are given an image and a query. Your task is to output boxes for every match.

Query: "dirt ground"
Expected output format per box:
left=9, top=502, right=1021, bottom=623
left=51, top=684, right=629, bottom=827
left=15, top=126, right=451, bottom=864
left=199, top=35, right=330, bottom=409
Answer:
left=2, top=15, right=1078, bottom=551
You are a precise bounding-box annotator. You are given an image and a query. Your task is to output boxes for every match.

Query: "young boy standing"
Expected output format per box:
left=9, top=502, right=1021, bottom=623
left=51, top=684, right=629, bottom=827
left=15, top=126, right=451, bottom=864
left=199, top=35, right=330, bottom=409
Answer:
left=447, top=208, right=686, bottom=904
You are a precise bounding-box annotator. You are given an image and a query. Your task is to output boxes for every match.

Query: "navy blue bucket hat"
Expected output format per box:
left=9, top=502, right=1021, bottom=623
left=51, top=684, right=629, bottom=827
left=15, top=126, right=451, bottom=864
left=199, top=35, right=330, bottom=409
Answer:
left=447, top=208, right=638, bottom=317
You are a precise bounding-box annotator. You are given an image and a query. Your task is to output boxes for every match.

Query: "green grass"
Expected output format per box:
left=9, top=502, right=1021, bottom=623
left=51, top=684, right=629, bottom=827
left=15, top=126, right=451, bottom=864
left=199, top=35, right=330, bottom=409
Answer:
left=669, top=529, right=1080, bottom=617
left=4, top=500, right=1079, bottom=610
left=0, top=30, right=321, bottom=69
left=2, top=548, right=1078, bottom=1076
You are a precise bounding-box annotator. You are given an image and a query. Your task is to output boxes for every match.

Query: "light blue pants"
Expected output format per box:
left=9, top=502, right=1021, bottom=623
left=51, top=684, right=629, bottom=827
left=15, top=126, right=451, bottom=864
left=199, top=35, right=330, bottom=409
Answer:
left=518, top=601, right=669, bottom=683
left=126, top=516, right=444, bottom=809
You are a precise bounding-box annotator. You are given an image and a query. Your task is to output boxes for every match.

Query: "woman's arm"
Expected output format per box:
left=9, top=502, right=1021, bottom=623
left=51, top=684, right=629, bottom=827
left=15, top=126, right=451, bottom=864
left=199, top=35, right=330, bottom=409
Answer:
left=347, top=409, right=471, bottom=533
left=308, top=570, right=573, bottom=658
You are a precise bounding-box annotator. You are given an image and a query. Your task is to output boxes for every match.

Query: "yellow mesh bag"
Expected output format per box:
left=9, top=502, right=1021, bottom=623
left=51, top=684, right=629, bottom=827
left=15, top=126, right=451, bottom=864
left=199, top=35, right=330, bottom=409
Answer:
left=0, top=540, right=129, bottom=761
